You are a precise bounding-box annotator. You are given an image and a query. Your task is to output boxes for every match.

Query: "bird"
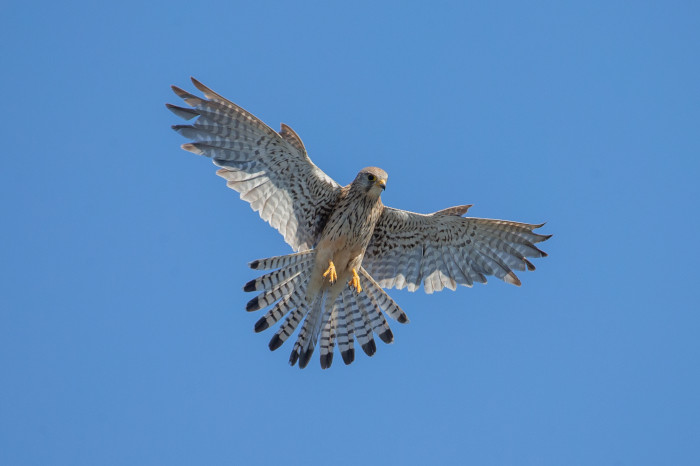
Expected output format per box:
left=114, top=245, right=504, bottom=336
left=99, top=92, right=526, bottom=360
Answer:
left=167, top=78, right=550, bottom=369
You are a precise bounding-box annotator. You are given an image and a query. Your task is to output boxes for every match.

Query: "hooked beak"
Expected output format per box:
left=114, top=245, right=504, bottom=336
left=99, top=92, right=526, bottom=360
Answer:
left=377, top=179, right=386, bottom=190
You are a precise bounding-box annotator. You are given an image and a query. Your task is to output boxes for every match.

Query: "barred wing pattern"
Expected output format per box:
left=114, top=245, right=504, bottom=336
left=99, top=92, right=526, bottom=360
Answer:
left=167, top=78, right=341, bottom=251
left=363, top=206, right=550, bottom=293
left=168, top=78, right=551, bottom=368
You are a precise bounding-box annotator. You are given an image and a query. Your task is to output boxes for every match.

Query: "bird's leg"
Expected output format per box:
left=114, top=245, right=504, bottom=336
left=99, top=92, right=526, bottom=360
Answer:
left=348, top=268, right=362, bottom=293
left=322, top=260, right=337, bottom=283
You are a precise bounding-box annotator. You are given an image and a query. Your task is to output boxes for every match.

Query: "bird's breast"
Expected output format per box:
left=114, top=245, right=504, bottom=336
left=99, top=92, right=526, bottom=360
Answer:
left=311, top=199, right=379, bottom=282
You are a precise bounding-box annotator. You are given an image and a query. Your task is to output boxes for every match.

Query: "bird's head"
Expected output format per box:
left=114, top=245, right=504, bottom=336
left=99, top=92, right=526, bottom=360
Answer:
left=352, top=167, right=387, bottom=198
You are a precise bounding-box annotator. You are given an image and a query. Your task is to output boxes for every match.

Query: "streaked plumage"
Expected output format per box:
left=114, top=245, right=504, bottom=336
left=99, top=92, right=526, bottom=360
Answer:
left=168, top=78, right=550, bottom=369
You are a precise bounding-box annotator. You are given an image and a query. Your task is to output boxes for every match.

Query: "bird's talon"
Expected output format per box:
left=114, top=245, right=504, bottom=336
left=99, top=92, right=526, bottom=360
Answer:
left=322, top=261, right=337, bottom=283
left=349, top=268, right=362, bottom=293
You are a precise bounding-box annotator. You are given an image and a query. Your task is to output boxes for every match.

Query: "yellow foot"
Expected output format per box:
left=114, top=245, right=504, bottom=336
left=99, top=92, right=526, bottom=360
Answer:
left=322, top=261, right=337, bottom=283
left=349, top=268, right=362, bottom=293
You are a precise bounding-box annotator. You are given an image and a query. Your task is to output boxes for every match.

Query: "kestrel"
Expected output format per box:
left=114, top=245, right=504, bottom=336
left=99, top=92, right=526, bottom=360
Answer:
left=168, top=78, right=550, bottom=369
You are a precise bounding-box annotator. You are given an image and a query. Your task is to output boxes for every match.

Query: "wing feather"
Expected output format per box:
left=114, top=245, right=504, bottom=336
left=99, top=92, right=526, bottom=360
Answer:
left=169, top=78, right=342, bottom=251
left=364, top=206, right=550, bottom=292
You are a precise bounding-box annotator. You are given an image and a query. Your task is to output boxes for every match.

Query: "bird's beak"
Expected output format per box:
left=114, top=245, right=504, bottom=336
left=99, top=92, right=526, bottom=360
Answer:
left=378, top=179, right=387, bottom=190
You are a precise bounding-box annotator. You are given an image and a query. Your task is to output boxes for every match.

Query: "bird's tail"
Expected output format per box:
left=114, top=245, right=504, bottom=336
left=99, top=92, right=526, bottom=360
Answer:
left=244, top=251, right=409, bottom=369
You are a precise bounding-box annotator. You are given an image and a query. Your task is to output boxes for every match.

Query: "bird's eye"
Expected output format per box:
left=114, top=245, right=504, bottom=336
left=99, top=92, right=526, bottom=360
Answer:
left=367, top=174, right=376, bottom=181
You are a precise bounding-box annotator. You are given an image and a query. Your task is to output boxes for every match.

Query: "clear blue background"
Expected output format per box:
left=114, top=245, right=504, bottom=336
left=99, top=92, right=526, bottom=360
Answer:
left=2, top=1, right=699, bottom=465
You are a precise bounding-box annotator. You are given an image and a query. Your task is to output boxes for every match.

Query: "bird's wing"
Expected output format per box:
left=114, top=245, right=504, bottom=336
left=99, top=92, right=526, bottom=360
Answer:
left=168, top=78, right=342, bottom=251
left=362, top=205, right=551, bottom=293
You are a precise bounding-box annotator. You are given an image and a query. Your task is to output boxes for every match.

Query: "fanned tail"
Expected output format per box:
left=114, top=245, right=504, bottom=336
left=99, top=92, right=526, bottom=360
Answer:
left=245, top=253, right=410, bottom=369
left=245, top=251, right=314, bottom=353
left=289, top=293, right=326, bottom=368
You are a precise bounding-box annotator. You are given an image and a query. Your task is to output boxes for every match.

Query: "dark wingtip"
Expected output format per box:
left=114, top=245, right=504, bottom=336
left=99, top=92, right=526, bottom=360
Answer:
left=243, top=279, right=257, bottom=292
left=166, top=103, right=198, bottom=120
left=525, top=259, right=536, bottom=271
left=245, top=296, right=260, bottom=312
left=320, top=352, right=334, bottom=369
left=378, top=329, right=394, bottom=344
left=191, top=76, right=207, bottom=92
left=254, top=317, right=269, bottom=333
left=361, top=339, right=377, bottom=357
left=269, top=334, right=283, bottom=351
left=505, top=271, right=522, bottom=287
left=171, top=84, right=184, bottom=94
left=289, top=350, right=300, bottom=367
left=397, top=313, right=409, bottom=324
left=341, top=348, right=355, bottom=365
left=299, top=348, right=314, bottom=369
left=249, top=260, right=260, bottom=270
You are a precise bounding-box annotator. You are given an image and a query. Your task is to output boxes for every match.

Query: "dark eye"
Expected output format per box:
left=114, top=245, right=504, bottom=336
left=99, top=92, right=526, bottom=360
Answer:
left=367, top=174, right=376, bottom=181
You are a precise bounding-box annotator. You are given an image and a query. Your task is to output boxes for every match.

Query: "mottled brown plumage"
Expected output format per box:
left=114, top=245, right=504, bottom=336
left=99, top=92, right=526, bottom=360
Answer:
left=308, top=167, right=387, bottom=301
left=168, top=78, right=550, bottom=369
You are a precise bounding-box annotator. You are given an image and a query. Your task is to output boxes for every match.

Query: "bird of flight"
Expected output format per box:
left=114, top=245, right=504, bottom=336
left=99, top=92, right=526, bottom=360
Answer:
left=168, top=78, right=550, bottom=369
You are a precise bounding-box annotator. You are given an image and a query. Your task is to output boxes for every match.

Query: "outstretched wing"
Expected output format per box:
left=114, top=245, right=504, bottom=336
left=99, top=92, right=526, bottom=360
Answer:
left=362, top=205, right=551, bottom=293
left=168, top=78, right=342, bottom=251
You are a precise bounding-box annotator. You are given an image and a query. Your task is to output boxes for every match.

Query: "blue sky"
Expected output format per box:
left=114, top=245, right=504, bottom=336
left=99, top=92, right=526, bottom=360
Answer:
left=2, top=1, right=699, bottom=464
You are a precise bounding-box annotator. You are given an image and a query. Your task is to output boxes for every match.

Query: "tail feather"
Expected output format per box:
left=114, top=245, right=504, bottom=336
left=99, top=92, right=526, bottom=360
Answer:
left=360, top=268, right=410, bottom=324
left=245, top=271, right=302, bottom=312
left=249, top=251, right=314, bottom=271
left=303, top=298, right=329, bottom=367
left=247, top=251, right=410, bottom=368
left=268, top=307, right=305, bottom=351
left=290, top=295, right=325, bottom=368
left=254, top=284, right=306, bottom=333
left=356, top=291, right=393, bottom=345
left=336, top=292, right=355, bottom=365
left=344, top=288, right=376, bottom=357
left=319, top=311, right=336, bottom=369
